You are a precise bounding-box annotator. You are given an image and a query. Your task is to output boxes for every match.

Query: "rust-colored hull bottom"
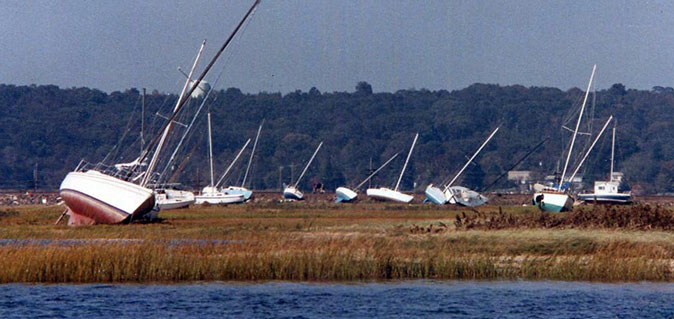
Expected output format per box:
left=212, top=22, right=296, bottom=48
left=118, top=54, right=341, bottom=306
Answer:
left=60, top=189, right=155, bottom=226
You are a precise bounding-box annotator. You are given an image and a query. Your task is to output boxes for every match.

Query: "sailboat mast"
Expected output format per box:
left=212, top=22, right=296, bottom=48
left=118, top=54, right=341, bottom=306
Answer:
left=395, top=133, right=419, bottom=192
left=207, top=112, right=214, bottom=188
left=215, top=139, right=252, bottom=188
left=559, top=64, right=596, bottom=191
left=354, top=152, right=400, bottom=190
left=141, top=88, right=145, bottom=155
left=568, top=116, right=613, bottom=184
left=610, top=123, right=616, bottom=180
left=443, top=127, right=500, bottom=192
left=294, top=142, right=323, bottom=188
left=141, top=40, right=206, bottom=187
left=242, top=120, right=264, bottom=187
left=134, top=0, right=260, bottom=182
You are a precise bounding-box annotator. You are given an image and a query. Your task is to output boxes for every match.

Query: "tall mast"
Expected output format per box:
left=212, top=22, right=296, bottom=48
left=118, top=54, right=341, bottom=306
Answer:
left=207, top=112, right=214, bottom=188
left=395, top=133, right=418, bottom=192
left=141, top=40, right=206, bottom=187
left=215, top=139, right=252, bottom=188
left=443, top=127, right=499, bottom=192
left=293, top=142, right=323, bottom=188
left=242, top=120, right=264, bottom=188
left=141, top=88, right=145, bottom=155
left=134, top=0, right=260, bottom=182
left=559, top=64, right=596, bottom=191
left=355, top=152, right=400, bottom=190
left=610, top=122, right=616, bottom=180
left=568, top=116, right=613, bottom=184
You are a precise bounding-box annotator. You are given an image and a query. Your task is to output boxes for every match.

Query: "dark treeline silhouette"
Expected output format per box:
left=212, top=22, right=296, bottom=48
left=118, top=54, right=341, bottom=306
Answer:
left=1, top=82, right=673, bottom=194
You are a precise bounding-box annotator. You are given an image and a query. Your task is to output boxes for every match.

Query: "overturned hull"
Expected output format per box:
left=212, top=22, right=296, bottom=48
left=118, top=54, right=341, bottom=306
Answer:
left=59, top=171, right=156, bottom=226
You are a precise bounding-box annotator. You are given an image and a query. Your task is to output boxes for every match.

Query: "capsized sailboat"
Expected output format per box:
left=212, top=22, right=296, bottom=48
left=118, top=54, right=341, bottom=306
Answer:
left=335, top=152, right=400, bottom=203
left=58, top=0, right=261, bottom=225
left=425, top=127, right=499, bottom=207
left=366, top=133, right=418, bottom=203
left=283, top=142, right=323, bottom=200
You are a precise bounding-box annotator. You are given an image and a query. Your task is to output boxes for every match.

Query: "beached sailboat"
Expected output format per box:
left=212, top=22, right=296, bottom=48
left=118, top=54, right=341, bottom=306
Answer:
left=425, top=127, right=499, bottom=206
left=335, top=152, right=400, bottom=203
left=533, top=65, right=597, bottom=212
left=58, top=0, right=260, bottom=224
left=577, top=123, right=630, bottom=204
left=222, top=120, right=264, bottom=201
left=283, top=142, right=323, bottom=200
left=194, top=113, right=248, bottom=205
left=366, top=133, right=419, bottom=203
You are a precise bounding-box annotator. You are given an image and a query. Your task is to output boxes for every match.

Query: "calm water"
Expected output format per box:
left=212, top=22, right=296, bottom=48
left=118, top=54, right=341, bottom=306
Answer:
left=1, top=281, right=674, bottom=318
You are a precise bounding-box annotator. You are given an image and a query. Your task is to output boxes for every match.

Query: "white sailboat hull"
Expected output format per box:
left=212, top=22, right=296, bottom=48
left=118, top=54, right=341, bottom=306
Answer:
left=533, top=191, right=573, bottom=212
left=444, top=186, right=489, bottom=207
left=222, top=186, right=253, bottom=201
left=366, top=187, right=414, bottom=203
left=335, top=187, right=358, bottom=202
left=424, top=185, right=447, bottom=205
left=59, top=170, right=156, bottom=225
left=195, top=186, right=244, bottom=204
left=156, top=189, right=195, bottom=210
left=283, top=186, right=304, bottom=200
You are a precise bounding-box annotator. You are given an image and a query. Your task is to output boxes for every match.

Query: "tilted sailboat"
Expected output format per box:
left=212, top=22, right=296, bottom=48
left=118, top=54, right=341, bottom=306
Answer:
left=366, top=133, right=419, bottom=203
left=283, top=142, right=323, bottom=200
left=195, top=113, right=249, bottom=205
left=222, top=120, right=264, bottom=201
left=58, top=0, right=261, bottom=225
left=425, top=127, right=499, bottom=206
left=533, top=65, right=597, bottom=212
left=335, top=152, right=400, bottom=203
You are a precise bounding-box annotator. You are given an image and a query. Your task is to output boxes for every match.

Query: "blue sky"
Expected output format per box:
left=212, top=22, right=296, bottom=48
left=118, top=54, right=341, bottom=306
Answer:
left=1, top=0, right=673, bottom=93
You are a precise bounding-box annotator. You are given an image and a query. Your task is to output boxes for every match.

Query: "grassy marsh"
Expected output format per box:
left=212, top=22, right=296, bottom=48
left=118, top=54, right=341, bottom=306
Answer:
left=0, top=203, right=673, bottom=283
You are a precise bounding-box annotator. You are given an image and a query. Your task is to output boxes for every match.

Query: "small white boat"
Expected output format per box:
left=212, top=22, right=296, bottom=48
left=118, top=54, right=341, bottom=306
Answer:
left=335, top=152, right=400, bottom=203
left=222, top=120, right=264, bottom=202
left=195, top=186, right=244, bottom=204
left=155, top=189, right=195, bottom=210
left=533, top=184, right=574, bottom=212
left=283, top=185, right=304, bottom=200
left=222, top=186, right=253, bottom=201
left=283, top=142, right=323, bottom=200
left=577, top=125, right=631, bottom=204
left=366, top=133, right=418, bottom=203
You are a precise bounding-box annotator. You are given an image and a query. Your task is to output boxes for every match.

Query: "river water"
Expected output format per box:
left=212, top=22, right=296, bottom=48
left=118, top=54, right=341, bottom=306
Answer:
left=1, top=281, right=673, bottom=318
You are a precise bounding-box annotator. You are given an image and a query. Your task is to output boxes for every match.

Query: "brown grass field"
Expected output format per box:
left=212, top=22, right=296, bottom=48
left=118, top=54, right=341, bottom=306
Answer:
left=1, top=201, right=674, bottom=283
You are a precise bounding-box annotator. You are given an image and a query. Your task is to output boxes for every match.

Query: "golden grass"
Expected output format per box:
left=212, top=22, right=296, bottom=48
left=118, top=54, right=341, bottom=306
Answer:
left=0, top=203, right=673, bottom=282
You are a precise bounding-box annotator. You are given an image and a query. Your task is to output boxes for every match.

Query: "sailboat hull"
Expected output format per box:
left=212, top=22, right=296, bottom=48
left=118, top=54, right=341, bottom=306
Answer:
left=533, top=191, right=573, bottom=212
left=283, top=186, right=304, bottom=200
left=335, top=187, right=358, bottom=203
left=59, top=171, right=156, bottom=225
left=424, top=185, right=447, bottom=205
left=366, top=188, right=414, bottom=203
left=445, top=186, right=489, bottom=207
left=223, top=186, right=253, bottom=201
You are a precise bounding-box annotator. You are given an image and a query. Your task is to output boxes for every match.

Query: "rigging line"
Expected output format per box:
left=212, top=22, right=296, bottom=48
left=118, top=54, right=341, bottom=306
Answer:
left=100, top=94, right=142, bottom=166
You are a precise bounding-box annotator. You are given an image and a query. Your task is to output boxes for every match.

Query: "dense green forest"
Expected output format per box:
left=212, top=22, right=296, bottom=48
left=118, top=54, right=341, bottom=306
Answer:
left=1, top=82, right=673, bottom=194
